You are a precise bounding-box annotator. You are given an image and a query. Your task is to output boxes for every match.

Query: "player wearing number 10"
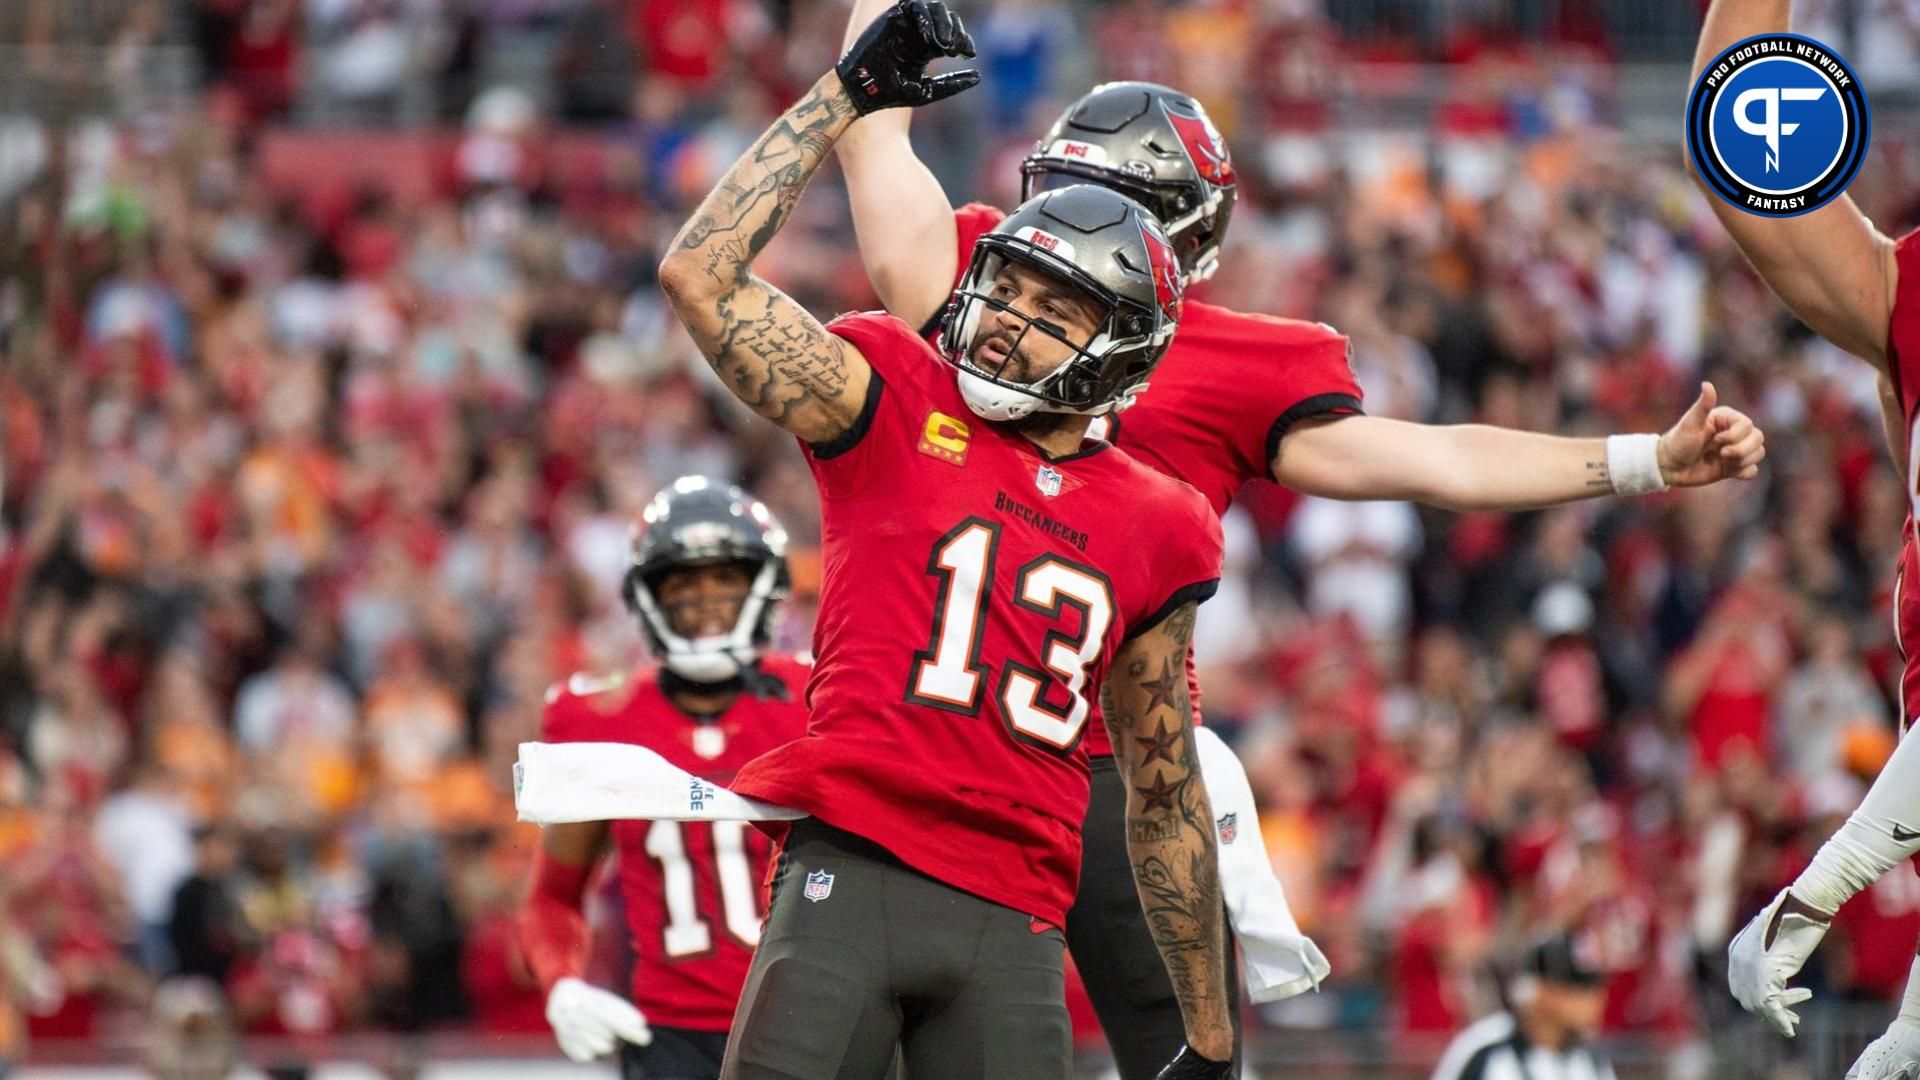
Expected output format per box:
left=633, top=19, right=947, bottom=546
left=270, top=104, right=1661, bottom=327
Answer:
left=519, top=478, right=808, bottom=1079
left=656, top=5, right=1235, bottom=1079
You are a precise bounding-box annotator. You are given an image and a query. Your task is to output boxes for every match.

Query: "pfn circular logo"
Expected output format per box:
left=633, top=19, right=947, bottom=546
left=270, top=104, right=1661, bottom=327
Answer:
left=1686, top=33, right=1869, bottom=217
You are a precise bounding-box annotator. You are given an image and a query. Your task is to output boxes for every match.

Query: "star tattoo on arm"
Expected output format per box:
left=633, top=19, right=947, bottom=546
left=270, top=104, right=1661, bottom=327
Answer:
left=1138, top=654, right=1182, bottom=715
left=1136, top=716, right=1182, bottom=767
left=1134, top=768, right=1185, bottom=813
left=1101, top=599, right=1230, bottom=1056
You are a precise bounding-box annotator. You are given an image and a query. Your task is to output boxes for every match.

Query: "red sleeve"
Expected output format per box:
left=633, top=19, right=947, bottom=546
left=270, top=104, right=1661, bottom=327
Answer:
left=518, top=853, right=592, bottom=994
left=1248, top=318, right=1364, bottom=477
left=524, top=684, right=618, bottom=993
left=1127, top=481, right=1224, bottom=641
left=801, top=311, right=939, bottom=499
left=1887, top=229, right=1920, bottom=417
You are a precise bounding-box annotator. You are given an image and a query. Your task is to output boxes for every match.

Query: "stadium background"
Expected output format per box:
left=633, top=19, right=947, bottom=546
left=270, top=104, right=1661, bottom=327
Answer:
left=4, top=0, right=1920, bottom=1076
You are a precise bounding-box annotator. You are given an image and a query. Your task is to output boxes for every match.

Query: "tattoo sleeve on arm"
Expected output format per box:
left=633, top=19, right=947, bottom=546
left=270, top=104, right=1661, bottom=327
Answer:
left=658, top=75, right=871, bottom=445
left=1104, top=601, right=1233, bottom=1058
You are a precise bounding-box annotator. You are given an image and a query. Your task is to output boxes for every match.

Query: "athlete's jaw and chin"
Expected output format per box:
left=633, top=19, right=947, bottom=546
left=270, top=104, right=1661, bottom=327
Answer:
left=966, top=324, right=1066, bottom=389
left=961, top=327, right=1093, bottom=440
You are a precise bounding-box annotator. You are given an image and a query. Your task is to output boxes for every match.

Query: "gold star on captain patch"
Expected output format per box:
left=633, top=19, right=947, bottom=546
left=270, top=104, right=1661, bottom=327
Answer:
left=1135, top=769, right=1185, bottom=813
left=1136, top=717, right=1182, bottom=767
left=1139, top=655, right=1181, bottom=715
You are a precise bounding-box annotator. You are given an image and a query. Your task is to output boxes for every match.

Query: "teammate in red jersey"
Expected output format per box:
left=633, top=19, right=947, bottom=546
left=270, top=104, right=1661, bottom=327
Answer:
left=519, top=477, right=809, bottom=1079
left=657, top=6, right=1237, bottom=1078
left=1693, top=3, right=1920, bottom=1075
left=833, top=4, right=1769, bottom=1076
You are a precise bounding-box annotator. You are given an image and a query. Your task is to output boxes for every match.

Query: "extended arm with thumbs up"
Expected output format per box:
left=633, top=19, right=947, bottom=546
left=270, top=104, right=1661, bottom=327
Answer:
left=1270, top=380, right=1766, bottom=511
left=1653, top=381, right=1766, bottom=488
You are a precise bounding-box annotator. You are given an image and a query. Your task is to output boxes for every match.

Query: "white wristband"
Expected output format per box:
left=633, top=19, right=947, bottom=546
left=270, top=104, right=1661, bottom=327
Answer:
left=1606, top=434, right=1668, bottom=496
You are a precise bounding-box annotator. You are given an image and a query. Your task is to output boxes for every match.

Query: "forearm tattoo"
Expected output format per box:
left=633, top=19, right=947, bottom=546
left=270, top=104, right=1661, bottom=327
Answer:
left=1586, top=456, right=1611, bottom=490
left=1111, top=602, right=1230, bottom=1042
left=665, top=78, right=860, bottom=428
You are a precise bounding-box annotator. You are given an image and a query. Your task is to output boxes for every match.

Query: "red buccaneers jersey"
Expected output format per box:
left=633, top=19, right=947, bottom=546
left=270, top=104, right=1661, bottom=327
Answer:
left=730, top=313, right=1223, bottom=927
left=946, top=203, right=1364, bottom=755
left=1886, top=230, right=1920, bottom=728
left=541, top=656, right=811, bottom=1032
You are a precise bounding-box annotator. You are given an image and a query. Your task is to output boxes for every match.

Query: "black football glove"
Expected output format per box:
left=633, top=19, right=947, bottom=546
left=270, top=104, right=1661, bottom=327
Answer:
left=835, top=0, right=980, bottom=115
left=1153, top=1045, right=1234, bottom=1080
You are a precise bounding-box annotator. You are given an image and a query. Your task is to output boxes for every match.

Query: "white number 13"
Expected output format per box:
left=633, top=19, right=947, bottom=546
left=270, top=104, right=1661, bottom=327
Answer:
left=908, top=519, right=1114, bottom=751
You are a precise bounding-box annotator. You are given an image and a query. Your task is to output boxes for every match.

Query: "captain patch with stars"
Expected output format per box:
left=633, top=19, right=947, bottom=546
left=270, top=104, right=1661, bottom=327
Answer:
left=1685, top=32, right=1869, bottom=217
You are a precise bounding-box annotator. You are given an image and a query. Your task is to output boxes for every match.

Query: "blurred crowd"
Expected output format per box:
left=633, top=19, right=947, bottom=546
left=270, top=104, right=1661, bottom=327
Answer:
left=7, top=0, right=1920, bottom=1074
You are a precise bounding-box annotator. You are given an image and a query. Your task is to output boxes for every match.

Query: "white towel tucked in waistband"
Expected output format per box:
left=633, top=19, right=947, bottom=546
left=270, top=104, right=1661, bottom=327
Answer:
left=1195, top=726, right=1331, bottom=1003
left=513, top=741, right=805, bottom=824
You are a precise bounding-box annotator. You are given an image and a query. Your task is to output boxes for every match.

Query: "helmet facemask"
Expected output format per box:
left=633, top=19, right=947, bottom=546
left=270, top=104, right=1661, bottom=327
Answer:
left=628, top=555, right=785, bottom=683
left=939, top=236, right=1167, bottom=422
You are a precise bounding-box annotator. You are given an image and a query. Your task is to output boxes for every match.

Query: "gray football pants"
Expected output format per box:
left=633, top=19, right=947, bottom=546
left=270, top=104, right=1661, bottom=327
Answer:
left=720, top=818, right=1072, bottom=1080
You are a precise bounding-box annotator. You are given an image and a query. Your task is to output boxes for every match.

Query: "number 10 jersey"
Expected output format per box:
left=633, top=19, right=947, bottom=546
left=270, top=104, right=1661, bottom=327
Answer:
left=730, top=312, right=1223, bottom=928
left=540, top=657, right=813, bottom=1032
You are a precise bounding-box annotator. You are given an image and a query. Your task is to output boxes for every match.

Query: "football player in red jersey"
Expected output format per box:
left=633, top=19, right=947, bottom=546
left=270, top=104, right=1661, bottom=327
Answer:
left=519, top=477, right=810, bottom=1079
left=1692, top=3, right=1920, bottom=1075
left=834, top=4, right=1769, bottom=1076
left=656, top=6, right=1239, bottom=1078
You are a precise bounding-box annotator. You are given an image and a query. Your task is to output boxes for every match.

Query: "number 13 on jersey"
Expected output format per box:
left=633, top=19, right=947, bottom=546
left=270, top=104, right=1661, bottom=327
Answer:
left=907, top=517, right=1115, bottom=751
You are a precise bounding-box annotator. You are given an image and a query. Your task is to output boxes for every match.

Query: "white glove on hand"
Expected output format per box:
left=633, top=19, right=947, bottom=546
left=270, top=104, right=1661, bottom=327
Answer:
left=546, top=977, right=653, bottom=1063
left=1849, top=1019, right=1920, bottom=1080
left=1726, top=888, right=1830, bottom=1037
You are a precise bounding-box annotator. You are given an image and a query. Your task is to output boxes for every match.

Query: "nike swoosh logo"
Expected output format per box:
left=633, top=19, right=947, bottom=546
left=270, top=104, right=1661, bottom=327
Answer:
left=1896, top=824, right=1920, bottom=843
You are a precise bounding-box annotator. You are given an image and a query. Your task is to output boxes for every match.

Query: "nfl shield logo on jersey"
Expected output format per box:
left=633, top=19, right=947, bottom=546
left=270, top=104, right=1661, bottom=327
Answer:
left=804, top=869, right=835, bottom=902
left=1035, top=465, right=1063, bottom=498
left=693, top=725, right=727, bottom=759
left=1217, top=813, right=1238, bottom=844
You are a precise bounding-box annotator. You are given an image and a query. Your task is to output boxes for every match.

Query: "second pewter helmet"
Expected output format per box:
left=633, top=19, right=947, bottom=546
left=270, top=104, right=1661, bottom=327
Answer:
left=1022, top=82, right=1238, bottom=286
left=937, top=184, right=1185, bottom=422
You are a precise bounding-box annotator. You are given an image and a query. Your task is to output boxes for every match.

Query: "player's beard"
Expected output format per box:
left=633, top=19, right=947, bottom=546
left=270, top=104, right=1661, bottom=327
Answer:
left=1007, top=410, right=1084, bottom=441
left=969, top=325, right=1085, bottom=440
left=969, top=326, right=1042, bottom=384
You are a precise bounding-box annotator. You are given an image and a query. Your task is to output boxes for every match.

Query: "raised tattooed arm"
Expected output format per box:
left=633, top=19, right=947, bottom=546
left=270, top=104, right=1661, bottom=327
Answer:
left=1103, top=602, right=1234, bottom=1064
left=656, top=74, right=872, bottom=445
